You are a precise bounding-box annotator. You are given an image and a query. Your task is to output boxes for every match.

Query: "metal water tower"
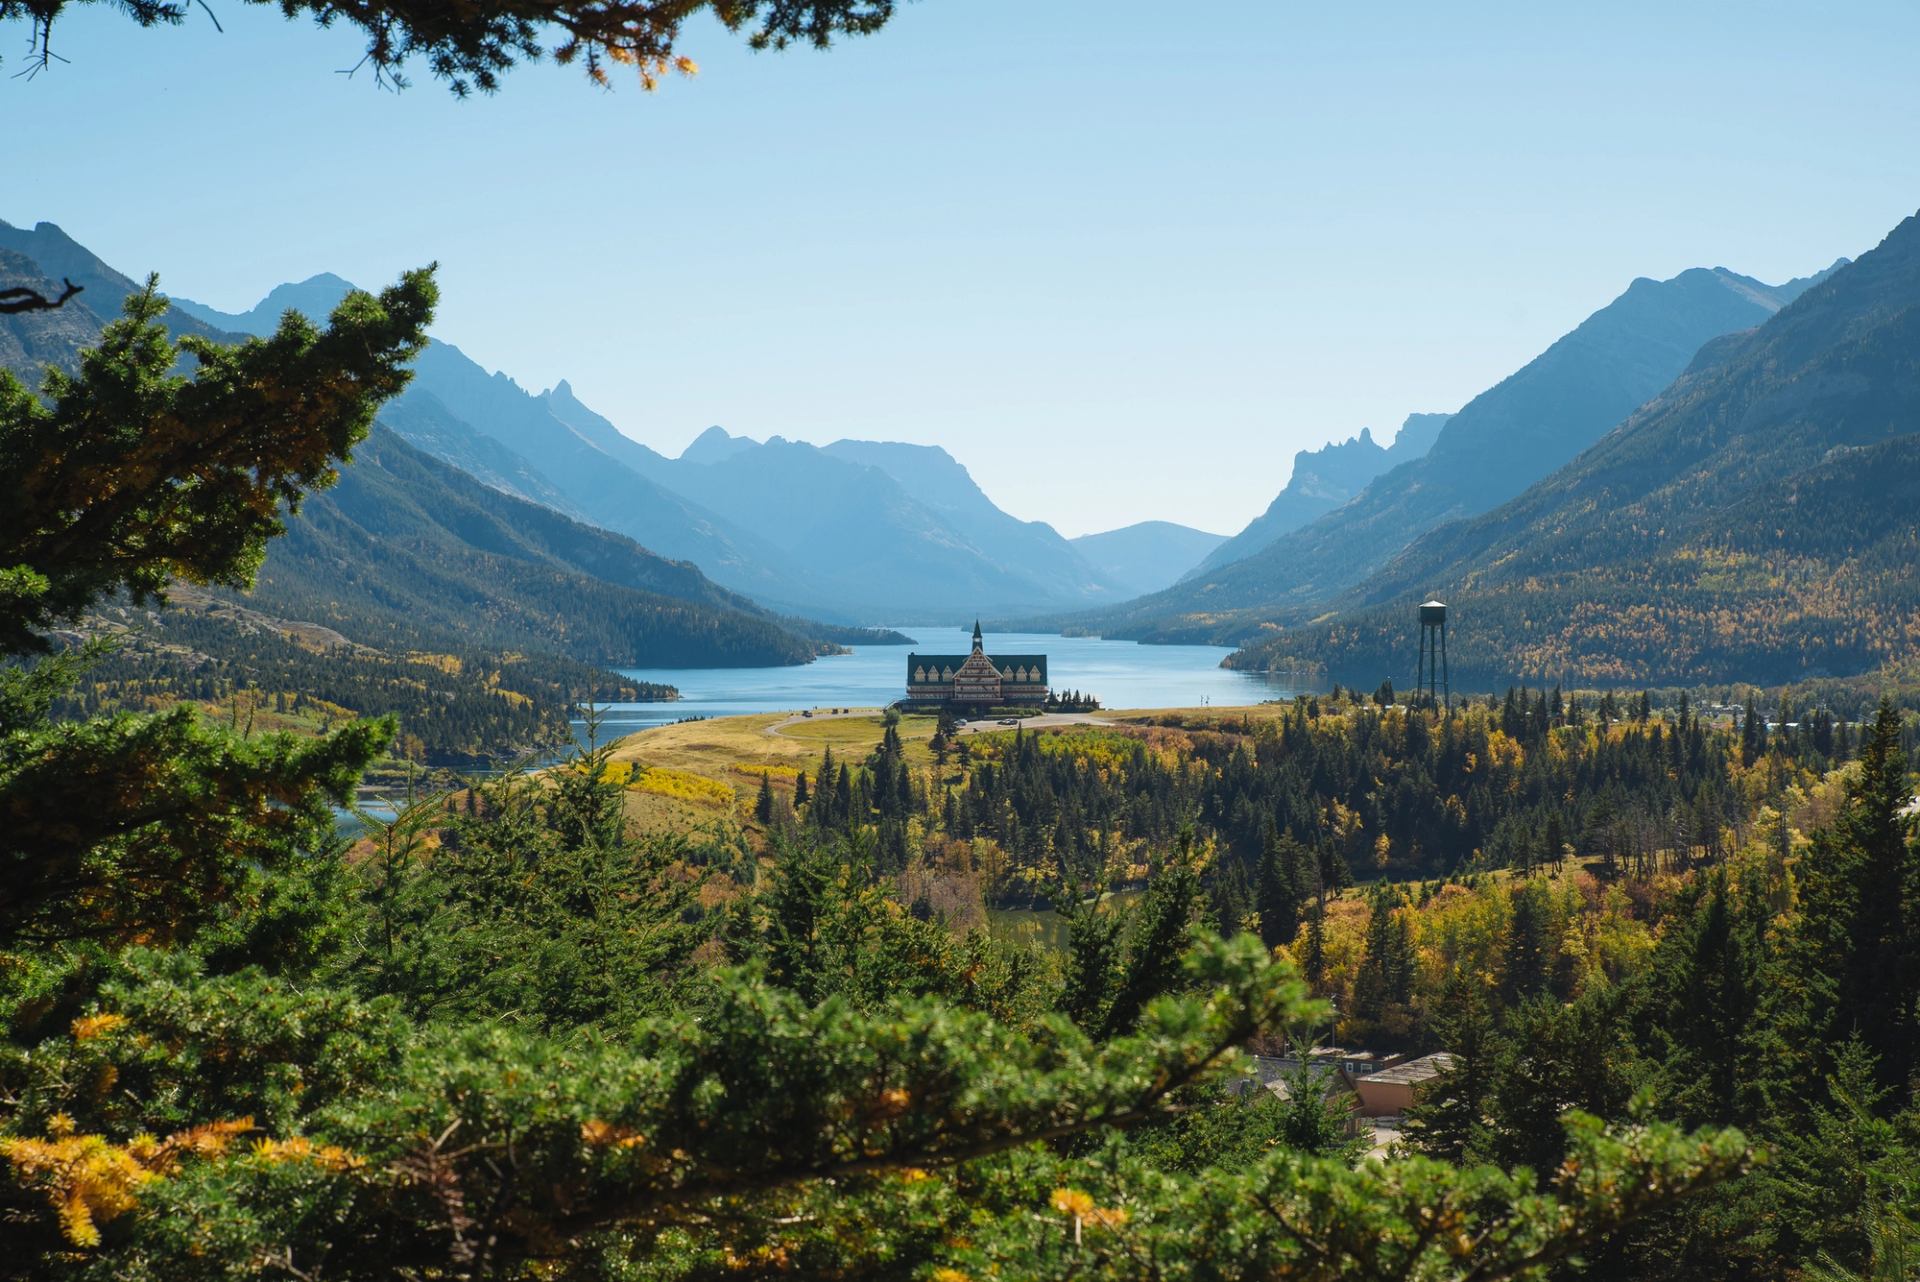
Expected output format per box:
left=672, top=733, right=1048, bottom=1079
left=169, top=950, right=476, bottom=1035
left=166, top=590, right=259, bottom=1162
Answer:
left=1417, top=598, right=1449, bottom=710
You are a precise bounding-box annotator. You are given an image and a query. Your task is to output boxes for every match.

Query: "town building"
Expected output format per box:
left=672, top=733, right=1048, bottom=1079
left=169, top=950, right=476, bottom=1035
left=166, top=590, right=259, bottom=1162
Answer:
left=906, top=621, right=1049, bottom=707
left=1350, top=1053, right=1457, bottom=1118
left=1241, top=1046, right=1456, bottom=1157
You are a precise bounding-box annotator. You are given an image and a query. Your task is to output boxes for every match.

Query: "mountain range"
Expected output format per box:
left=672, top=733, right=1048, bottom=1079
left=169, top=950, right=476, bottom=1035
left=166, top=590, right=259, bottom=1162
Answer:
left=1063, top=255, right=1847, bottom=643
left=1225, top=211, right=1920, bottom=689
left=1072, top=522, right=1227, bottom=598
left=9, top=208, right=1918, bottom=703
left=171, top=277, right=1134, bottom=622
left=1187, top=413, right=1451, bottom=579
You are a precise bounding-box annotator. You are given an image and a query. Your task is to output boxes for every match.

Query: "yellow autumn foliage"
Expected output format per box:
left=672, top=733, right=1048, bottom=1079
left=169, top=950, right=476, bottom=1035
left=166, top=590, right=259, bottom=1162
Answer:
left=1, top=1114, right=362, bottom=1248
left=0, top=1127, right=156, bottom=1247
left=250, top=1135, right=362, bottom=1171
left=1049, top=1186, right=1130, bottom=1232
left=580, top=1119, right=648, bottom=1150
left=1050, top=1188, right=1095, bottom=1217
left=627, top=765, right=734, bottom=807
left=2, top=1116, right=249, bottom=1247
left=70, top=1012, right=128, bottom=1041
left=732, top=763, right=799, bottom=782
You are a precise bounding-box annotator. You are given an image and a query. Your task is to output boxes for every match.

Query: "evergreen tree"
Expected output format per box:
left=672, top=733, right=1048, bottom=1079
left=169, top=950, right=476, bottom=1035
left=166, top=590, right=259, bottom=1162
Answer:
left=1796, top=700, right=1919, bottom=1089
left=1639, top=872, right=1769, bottom=1127
left=1742, top=693, right=1769, bottom=766
left=1485, top=986, right=1636, bottom=1177
left=1256, top=829, right=1305, bottom=950
left=1353, top=885, right=1407, bottom=1023
left=1100, top=846, right=1202, bottom=1038
left=1302, top=887, right=1328, bottom=991
left=835, top=763, right=854, bottom=826
left=1058, top=894, right=1124, bottom=1034
left=1, top=274, right=432, bottom=946
left=1405, top=973, right=1500, bottom=1164
left=1502, top=882, right=1553, bottom=1004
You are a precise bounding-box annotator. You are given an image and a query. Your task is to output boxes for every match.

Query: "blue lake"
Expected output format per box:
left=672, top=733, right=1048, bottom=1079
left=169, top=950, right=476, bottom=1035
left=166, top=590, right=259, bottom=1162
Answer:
left=346, top=631, right=1319, bottom=831
left=586, top=628, right=1320, bottom=740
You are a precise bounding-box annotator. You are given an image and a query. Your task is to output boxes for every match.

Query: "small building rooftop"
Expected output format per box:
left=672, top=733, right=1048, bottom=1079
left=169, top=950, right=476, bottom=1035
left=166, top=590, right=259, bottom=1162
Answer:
left=1358, top=1052, right=1457, bottom=1087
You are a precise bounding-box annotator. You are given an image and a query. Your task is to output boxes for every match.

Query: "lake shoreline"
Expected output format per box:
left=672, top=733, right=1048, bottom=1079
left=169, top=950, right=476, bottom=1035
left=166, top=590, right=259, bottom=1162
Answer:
left=582, top=629, right=1323, bottom=744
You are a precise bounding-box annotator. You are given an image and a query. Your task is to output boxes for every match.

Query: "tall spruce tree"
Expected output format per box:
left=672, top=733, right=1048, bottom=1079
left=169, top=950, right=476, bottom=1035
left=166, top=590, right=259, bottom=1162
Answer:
left=1796, top=700, right=1919, bottom=1089
left=1405, top=972, right=1501, bottom=1164
left=1256, top=828, right=1305, bottom=950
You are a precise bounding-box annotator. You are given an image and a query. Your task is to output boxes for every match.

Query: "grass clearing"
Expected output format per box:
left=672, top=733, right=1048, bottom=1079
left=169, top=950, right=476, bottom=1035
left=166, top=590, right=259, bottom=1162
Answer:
left=1100, top=704, right=1297, bottom=729
left=605, top=709, right=951, bottom=811
left=600, top=704, right=1303, bottom=838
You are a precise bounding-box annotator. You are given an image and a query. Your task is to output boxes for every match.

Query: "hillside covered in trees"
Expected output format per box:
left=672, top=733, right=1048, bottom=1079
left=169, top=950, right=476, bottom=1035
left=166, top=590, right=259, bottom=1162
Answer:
left=1067, top=259, right=1832, bottom=644
left=0, top=240, right=1749, bottom=1281
left=1226, top=210, right=1920, bottom=690
left=757, top=687, right=1901, bottom=910
left=0, top=234, right=890, bottom=759
left=640, top=687, right=1920, bottom=1280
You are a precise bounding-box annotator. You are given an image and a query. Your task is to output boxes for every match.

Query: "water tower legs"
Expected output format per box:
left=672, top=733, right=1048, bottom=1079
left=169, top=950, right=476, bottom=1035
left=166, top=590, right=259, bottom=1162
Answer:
left=1417, top=600, right=1450, bottom=712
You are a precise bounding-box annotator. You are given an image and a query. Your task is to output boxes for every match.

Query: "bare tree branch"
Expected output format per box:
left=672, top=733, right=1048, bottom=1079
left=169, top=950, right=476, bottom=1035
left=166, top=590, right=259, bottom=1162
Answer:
left=0, top=277, right=84, bottom=314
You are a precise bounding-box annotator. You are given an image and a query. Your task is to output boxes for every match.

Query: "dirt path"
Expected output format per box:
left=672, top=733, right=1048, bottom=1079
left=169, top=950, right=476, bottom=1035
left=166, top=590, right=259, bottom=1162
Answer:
left=953, top=712, right=1113, bottom=736
left=761, top=707, right=884, bottom=738
left=759, top=708, right=1113, bottom=741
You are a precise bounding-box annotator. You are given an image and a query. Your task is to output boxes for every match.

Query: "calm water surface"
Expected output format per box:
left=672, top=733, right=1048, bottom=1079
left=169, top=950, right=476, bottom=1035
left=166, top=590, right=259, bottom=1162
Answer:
left=588, top=628, right=1320, bottom=740
left=346, top=632, right=1319, bottom=832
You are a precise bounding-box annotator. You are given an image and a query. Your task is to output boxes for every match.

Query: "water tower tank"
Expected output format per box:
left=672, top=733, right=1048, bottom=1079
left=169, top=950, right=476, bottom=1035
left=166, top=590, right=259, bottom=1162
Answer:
left=1419, top=599, right=1448, bottom=626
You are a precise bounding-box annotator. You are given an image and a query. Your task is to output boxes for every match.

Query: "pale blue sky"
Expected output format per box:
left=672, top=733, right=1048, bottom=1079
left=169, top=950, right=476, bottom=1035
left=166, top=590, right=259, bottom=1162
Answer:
left=6, top=1, right=1918, bottom=536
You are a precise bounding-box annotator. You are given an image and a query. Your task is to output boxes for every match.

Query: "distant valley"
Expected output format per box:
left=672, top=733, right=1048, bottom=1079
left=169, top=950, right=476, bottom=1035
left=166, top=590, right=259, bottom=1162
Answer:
left=1072, top=522, right=1228, bottom=598
left=0, top=223, right=904, bottom=759
left=6, top=207, right=1919, bottom=756
left=1225, top=212, right=1920, bottom=690
left=175, top=276, right=1140, bottom=624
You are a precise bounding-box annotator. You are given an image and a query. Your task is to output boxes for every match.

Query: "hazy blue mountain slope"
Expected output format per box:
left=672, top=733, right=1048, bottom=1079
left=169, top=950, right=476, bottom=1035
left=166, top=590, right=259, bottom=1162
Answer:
left=1079, top=257, right=1840, bottom=641
left=821, top=437, right=1123, bottom=598
left=177, top=274, right=1118, bottom=620
left=1072, top=522, right=1227, bottom=597
left=176, top=276, right=803, bottom=596
left=252, top=426, right=826, bottom=667
left=537, top=377, right=679, bottom=481
left=679, top=424, right=759, bottom=464
left=1192, top=412, right=1451, bottom=577
left=376, top=391, right=589, bottom=519
left=400, top=342, right=782, bottom=582
left=1, top=248, right=110, bottom=378
left=172, top=271, right=361, bottom=337
left=0, top=219, right=229, bottom=347
left=663, top=437, right=1111, bottom=618
left=1228, top=214, right=1920, bottom=688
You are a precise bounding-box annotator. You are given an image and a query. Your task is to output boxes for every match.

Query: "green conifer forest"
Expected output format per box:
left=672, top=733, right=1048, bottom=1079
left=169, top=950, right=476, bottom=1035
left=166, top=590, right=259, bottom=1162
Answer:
left=4, top=4, right=1919, bottom=1279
